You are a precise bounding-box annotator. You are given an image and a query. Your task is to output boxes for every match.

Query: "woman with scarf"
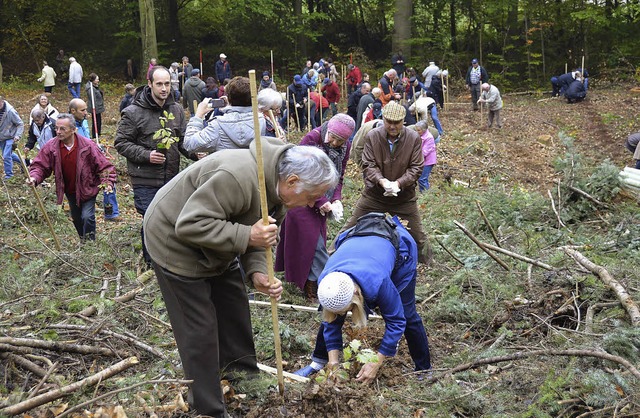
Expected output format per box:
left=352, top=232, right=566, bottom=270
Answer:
left=258, top=71, right=277, bottom=92
left=275, top=114, right=355, bottom=299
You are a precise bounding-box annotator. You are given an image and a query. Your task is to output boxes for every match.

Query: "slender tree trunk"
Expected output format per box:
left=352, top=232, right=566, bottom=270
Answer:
left=450, top=0, right=457, bottom=52
left=167, top=0, right=183, bottom=52
left=294, top=0, right=306, bottom=60
left=0, top=58, right=3, bottom=85
left=392, top=0, right=413, bottom=59
left=139, top=0, right=159, bottom=66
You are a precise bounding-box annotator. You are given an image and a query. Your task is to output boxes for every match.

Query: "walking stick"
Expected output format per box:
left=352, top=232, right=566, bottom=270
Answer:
left=445, top=70, right=449, bottom=111
left=480, top=101, right=483, bottom=126
left=199, top=50, right=203, bottom=76
left=268, top=109, right=285, bottom=141
left=294, top=98, right=301, bottom=132
left=15, top=148, right=61, bottom=251
left=89, top=83, right=100, bottom=146
left=270, top=50, right=274, bottom=84
left=581, top=55, right=585, bottom=74
left=286, top=91, right=290, bottom=134
left=307, top=89, right=311, bottom=133
left=248, top=69, right=285, bottom=396
left=319, top=94, right=323, bottom=125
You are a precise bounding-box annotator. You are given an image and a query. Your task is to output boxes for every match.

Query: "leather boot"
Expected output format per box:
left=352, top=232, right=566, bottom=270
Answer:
left=304, top=280, right=318, bottom=301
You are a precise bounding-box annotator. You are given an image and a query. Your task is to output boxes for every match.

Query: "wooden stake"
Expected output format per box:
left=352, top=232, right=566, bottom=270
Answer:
left=565, top=62, right=568, bottom=74
left=445, top=69, right=449, bottom=110
left=16, top=148, right=61, bottom=250
left=248, top=70, right=285, bottom=396
left=581, top=56, right=585, bottom=73
left=307, top=89, right=311, bottom=133
left=270, top=50, right=274, bottom=83
left=286, top=90, right=290, bottom=134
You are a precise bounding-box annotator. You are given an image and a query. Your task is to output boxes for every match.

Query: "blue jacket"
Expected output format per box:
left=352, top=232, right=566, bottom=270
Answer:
left=215, top=59, right=232, bottom=83
left=75, top=119, right=91, bottom=138
left=319, top=217, right=417, bottom=357
left=565, top=79, right=586, bottom=101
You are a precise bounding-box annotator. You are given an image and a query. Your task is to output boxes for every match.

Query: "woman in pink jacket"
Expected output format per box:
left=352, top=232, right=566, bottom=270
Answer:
left=415, top=120, right=436, bottom=192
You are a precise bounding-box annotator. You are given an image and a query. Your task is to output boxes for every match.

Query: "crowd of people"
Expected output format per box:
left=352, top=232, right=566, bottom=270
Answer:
left=2, top=49, right=636, bottom=418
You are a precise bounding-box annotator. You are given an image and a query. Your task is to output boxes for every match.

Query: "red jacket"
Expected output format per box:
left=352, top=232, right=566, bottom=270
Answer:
left=310, top=91, right=329, bottom=109
left=347, top=66, right=362, bottom=87
left=322, top=82, right=341, bottom=104
left=29, top=134, right=116, bottom=205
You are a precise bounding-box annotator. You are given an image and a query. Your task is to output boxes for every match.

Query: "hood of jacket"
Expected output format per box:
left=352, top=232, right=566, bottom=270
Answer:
left=216, top=107, right=264, bottom=148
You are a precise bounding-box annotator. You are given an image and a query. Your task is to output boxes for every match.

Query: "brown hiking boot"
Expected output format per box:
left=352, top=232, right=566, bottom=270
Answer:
left=304, top=280, right=318, bottom=301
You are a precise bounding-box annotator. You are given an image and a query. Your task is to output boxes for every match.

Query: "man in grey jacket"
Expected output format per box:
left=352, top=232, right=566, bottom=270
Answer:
left=477, top=83, right=503, bottom=128
left=184, top=76, right=266, bottom=154
left=0, top=96, right=25, bottom=179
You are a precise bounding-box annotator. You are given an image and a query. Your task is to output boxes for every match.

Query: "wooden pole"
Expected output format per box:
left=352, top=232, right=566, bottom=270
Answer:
left=268, top=109, right=285, bottom=141
left=565, top=62, right=568, bottom=74
left=286, top=90, right=290, bottom=134
left=16, top=148, right=61, bottom=251
left=445, top=69, right=450, bottom=110
left=199, top=50, right=203, bottom=75
left=581, top=55, right=585, bottom=73
left=307, top=89, right=311, bottom=133
left=248, top=69, right=285, bottom=395
left=440, top=71, right=445, bottom=111
left=270, top=50, right=274, bottom=83
left=294, top=97, right=301, bottom=131
left=89, top=83, right=100, bottom=145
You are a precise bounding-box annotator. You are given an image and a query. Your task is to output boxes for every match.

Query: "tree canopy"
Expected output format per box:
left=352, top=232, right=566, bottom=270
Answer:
left=1, top=0, right=639, bottom=88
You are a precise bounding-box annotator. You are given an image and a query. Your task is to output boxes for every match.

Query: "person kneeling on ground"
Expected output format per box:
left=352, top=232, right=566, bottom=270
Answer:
left=624, top=132, right=640, bottom=169
left=293, top=213, right=432, bottom=383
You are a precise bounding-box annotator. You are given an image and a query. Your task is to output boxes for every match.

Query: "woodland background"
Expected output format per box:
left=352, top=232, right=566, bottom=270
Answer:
left=1, top=0, right=640, bottom=88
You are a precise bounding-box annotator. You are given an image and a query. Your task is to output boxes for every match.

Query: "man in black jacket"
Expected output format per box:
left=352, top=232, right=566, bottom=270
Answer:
left=115, top=66, right=195, bottom=263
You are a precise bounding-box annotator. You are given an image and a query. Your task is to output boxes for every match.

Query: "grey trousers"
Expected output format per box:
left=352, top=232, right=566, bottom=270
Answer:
left=488, top=109, right=502, bottom=128
left=153, top=262, right=257, bottom=418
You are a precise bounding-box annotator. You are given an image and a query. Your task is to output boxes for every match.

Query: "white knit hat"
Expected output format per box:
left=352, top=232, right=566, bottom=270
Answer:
left=318, top=272, right=355, bottom=313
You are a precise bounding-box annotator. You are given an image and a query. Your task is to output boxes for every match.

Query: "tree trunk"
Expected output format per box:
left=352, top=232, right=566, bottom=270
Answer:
left=294, top=0, right=306, bottom=60
left=392, top=0, right=412, bottom=59
left=167, top=0, right=183, bottom=52
left=139, top=0, right=159, bottom=67
left=450, top=0, right=457, bottom=52
left=0, top=58, right=3, bottom=85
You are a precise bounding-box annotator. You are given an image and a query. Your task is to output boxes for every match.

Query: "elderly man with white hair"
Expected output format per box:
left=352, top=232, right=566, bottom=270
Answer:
left=144, top=138, right=339, bottom=417
left=477, top=82, right=503, bottom=128
left=378, top=69, right=401, bottom=106
left=67, top=57, right=83, bottom=99
left=293, top=213, right=431, bottom=382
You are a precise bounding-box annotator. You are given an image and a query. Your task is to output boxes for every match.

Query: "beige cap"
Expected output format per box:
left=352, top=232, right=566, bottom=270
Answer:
left=383, top=101, right=406, bottom=122
left=220, top=53, right=227, bottom=59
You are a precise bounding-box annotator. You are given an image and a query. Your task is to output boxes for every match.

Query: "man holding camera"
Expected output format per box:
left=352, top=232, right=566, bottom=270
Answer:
left=183, top=76, right=266, bottom=154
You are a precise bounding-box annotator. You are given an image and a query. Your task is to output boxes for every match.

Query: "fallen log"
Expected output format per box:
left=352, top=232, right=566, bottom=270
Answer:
left=563, top=248, right=640, bottom=326
left=0, top=356, right=139, bottom=416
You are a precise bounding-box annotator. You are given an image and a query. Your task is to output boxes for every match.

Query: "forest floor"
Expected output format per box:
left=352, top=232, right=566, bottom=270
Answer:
left=0, top=79, right=639, bottom=418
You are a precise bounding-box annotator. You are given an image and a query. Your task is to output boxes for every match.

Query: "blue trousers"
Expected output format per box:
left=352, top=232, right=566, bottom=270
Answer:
left=430, top=106, right=443, bottom=136
left=66, top=193, right=97, bottom=240
left=103, top=186, right=120, bottom=219
left=68, top=82, right=81, bottom=98
left=1, top=139, right=15, bottom=178
left=311, top=274, right=431, bottom=371
left=418, top=165, right=434, bottom=192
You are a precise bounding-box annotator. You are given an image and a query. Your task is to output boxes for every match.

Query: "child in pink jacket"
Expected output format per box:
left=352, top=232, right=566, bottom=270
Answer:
left=415, top=120, right=436, bottom=192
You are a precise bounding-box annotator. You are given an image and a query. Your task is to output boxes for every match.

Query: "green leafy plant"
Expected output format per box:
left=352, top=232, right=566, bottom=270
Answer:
left=314, top=339, right=378, bottom=383
left=153, top=111, right=178, bottom=152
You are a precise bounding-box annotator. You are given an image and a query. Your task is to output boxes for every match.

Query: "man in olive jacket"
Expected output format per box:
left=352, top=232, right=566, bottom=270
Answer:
left=114, top=66, right=195, bottom=263
left=144, top=138, right=338, bottom=417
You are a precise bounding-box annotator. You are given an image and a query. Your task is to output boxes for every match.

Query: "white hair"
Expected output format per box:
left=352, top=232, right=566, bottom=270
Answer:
left=278, top=146, right=339, bottom=192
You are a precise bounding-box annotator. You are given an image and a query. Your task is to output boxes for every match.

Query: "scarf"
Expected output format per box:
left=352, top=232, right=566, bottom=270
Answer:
left=260, top=78, right=272, bottom=89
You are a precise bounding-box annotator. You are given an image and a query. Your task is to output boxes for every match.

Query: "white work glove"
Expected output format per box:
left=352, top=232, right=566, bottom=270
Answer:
left=390, top=181, right=400, bottom=193
left=381, top=179, right=398, bottom=197
left=328, top=200, right=344, bottom=222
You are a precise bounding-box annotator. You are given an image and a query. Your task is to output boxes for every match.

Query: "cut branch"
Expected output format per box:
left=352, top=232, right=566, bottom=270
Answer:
left=555, top=180, right=608, bottom=207
left=0, top=337, right=131, bottom=357
left=434, top=237, right=465, bottom=266
left=0, top=357, right=139, bottom=416
left=475, top=200, right=501, bottom=246
left=479, top=241, right=555, bottom=271
left=563, top=248, right=640, bottom=326
left=432, top=349, right=640, bottom=383
left=453, top=221, right=510, bottom=271
left=585, top=301, right=620, bottom=334
left=0, top=352, right=47, bottom=377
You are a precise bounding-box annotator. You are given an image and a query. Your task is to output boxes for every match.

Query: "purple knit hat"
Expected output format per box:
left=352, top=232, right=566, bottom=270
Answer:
left=327, top=113, right=356, bottom=141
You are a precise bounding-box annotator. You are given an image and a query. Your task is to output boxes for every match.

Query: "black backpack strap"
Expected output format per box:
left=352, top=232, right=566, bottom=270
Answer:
left=342, top=213, right=400, bottom=261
